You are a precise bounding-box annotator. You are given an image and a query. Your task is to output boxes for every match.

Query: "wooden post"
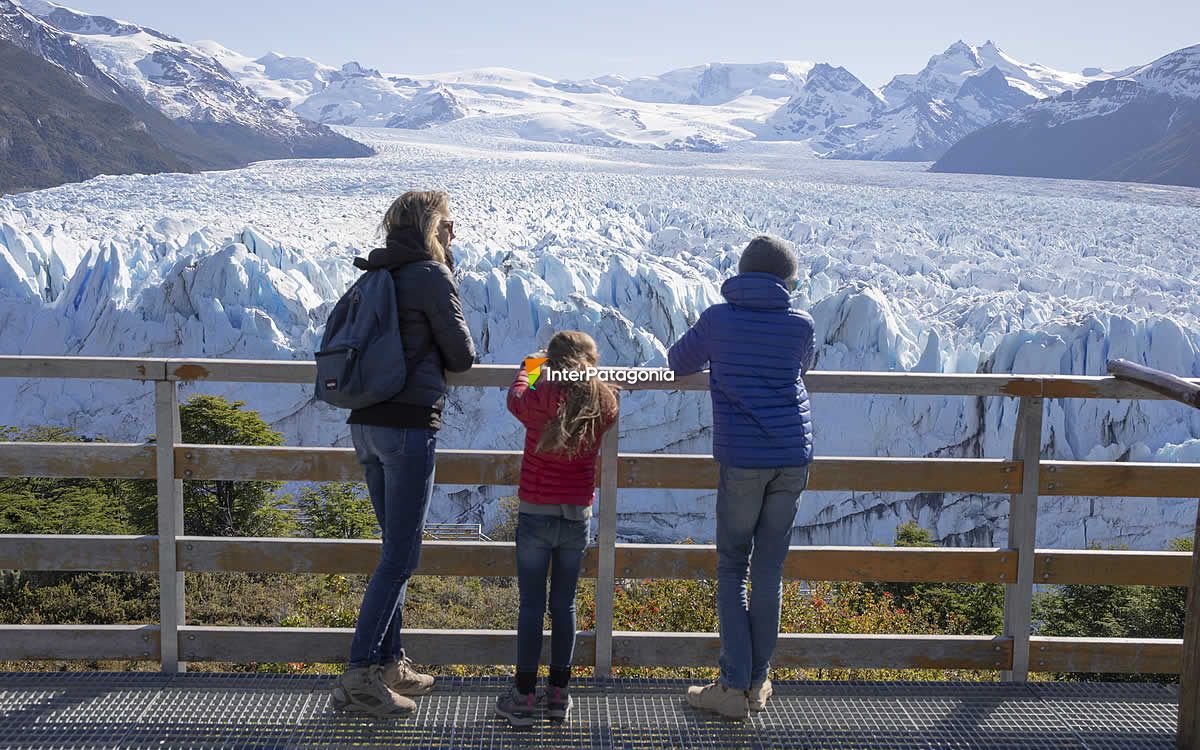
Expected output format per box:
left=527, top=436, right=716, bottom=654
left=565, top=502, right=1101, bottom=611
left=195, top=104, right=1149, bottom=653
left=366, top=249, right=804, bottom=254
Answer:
left=1178, top=501, right=1200, bottom=749
left=593, top=406, right=620, bottom=679
left=155, top=380, right=185, bottom=673
left=1001, top=396, right=1042, bottom=681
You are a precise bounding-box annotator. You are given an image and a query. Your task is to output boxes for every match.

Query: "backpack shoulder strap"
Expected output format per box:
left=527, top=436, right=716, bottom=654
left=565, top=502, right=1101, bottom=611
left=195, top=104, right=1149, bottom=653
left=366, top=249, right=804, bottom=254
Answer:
left=376, top=265, right=437, bottom=371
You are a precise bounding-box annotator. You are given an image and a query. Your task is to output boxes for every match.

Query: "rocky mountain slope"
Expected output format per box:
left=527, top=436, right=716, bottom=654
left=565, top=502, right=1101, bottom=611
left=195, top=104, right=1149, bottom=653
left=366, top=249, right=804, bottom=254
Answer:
left=0, top=0, right=370, bottom=192
left=933, top=45, right=1200, bottom=186
left=0, top=39, right=190, bottom=193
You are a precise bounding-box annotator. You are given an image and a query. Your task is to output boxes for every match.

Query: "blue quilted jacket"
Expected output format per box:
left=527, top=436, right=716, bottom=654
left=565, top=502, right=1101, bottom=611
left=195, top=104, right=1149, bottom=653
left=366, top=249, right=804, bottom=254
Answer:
left=667, top=272, right=815, bottom=468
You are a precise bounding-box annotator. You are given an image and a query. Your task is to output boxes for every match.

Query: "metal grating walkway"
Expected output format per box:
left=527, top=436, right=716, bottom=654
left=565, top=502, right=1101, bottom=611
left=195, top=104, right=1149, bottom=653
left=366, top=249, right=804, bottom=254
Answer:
left=0, top=672, right=1178, bottom=749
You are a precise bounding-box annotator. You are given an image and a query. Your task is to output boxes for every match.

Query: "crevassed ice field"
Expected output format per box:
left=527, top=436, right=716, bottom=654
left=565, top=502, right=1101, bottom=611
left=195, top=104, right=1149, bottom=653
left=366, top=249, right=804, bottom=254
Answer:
left=2, top=128, right=1199, bottom=548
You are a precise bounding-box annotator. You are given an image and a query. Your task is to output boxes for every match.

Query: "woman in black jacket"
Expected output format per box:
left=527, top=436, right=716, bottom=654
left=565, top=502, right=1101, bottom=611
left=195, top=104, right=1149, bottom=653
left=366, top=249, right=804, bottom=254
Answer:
left=332, top=190, right=476, bottom=718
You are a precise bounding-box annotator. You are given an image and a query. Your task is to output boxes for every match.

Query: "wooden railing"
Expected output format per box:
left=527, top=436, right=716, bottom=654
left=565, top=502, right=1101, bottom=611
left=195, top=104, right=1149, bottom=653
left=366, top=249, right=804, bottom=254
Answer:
left=0, top=356, right=1197, bottom=681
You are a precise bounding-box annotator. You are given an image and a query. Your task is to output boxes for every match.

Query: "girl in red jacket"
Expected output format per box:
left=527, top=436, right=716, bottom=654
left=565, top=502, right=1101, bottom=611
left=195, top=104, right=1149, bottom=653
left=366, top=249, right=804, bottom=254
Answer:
left=495, top=330, right=618, bottom=728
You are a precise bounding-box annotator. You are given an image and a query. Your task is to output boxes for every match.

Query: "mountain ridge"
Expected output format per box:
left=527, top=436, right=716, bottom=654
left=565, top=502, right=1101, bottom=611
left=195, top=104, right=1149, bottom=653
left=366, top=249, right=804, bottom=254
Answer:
left=211, top=37, right=1108, bottom=163
left=6, top=0, right=1190, bottom=187
left=933, top=44, right=1200, bottom=187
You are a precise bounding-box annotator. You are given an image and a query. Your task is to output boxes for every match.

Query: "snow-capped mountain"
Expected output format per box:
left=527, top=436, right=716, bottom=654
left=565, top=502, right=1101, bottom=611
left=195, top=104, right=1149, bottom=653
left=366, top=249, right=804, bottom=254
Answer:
left=764, top=63, right=886, bottom=137
left=5, top=0, right=1171, bottom=175
left=19, top=0, right=292, bottom=124
left=2, top=129, right=1199, bottom=549
left=819, top=67, right=1038, bottom=161
left=805, top=41, right=1103, bottom=161
left=385, top=85, right=468, bottom=129
left=187, top=28, right=1158, bottom=168
left=192, top=42, right=337, bottom=107
left=934, top=44, right=1200, bottom=187
left=585, top=60, right=814, bottom=105
left=288, top=62, right=416, bottom=127
left=816, top=97, right=976, bottom=161
left=217, top=57, right=793, bottom=150
left=5, top=0, right=370, bottom=169
left=0, top=0, right=128, bottom=102
left=881, top=40, right=1092, bottom=108
left=1, top=0, right=223, bottom=183
left=953, top=66, right=1039, bottom=122
left=1127, top=43, right=1200, bottom=99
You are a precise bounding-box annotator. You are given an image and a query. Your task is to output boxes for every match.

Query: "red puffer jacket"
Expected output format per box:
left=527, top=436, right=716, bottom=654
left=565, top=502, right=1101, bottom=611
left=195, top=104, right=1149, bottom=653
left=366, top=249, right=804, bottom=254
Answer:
left=507, top=365, right=617, bottom=505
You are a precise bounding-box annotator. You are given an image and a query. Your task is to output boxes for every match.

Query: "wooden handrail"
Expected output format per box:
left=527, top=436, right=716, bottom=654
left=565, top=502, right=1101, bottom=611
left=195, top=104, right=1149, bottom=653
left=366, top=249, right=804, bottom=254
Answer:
left=0, top=621, right=1178, bottom=675
left=170, top=537, right=1017, bottom=582
left=6, top=443, right=1199, bottom=498
left=2, top=355, right=1199, bottom=399
left=3, top=534, right=1190, bottom=586
left=0, top=356, right=168, bottom=381
left=1109, top=358, right=1200, bottom=409
left=171, top=445, right=1021, bottom=493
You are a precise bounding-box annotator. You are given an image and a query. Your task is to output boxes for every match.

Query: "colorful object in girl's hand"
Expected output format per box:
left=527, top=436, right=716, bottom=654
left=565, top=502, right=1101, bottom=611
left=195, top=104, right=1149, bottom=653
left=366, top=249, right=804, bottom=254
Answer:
left=524, top=357, right=549, bottom=389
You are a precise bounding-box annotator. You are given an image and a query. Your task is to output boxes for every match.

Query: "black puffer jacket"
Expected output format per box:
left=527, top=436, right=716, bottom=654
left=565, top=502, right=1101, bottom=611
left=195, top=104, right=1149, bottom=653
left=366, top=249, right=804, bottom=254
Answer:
left=347, top=227, right=476, bottom=428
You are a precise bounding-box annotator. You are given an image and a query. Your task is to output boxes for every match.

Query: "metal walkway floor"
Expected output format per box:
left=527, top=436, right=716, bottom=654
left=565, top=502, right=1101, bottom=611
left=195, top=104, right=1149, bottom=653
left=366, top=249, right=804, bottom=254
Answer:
left=0, top=672, right=1178, bottom=749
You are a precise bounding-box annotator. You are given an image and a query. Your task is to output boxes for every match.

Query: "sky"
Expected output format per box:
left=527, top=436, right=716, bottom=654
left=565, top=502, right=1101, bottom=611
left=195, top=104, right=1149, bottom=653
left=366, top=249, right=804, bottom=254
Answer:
left=63, top=0, right=1200, bottom=87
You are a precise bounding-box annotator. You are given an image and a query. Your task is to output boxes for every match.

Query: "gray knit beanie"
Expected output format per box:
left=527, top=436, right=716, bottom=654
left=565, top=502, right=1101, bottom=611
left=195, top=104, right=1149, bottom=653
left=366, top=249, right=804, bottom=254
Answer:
left=738, top=235, right=797, bottom=281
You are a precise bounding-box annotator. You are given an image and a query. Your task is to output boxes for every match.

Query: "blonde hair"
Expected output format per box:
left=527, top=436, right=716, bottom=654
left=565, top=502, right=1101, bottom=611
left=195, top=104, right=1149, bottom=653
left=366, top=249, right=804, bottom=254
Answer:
left=381, top=190, right=450, bottom=265
left=536, top=330, right=619, bottom=458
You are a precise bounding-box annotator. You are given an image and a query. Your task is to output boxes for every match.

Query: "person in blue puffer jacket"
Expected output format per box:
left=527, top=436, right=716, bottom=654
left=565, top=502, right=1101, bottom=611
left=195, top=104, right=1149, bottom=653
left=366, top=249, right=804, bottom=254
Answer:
left=667, top=234, right=815, bottom=720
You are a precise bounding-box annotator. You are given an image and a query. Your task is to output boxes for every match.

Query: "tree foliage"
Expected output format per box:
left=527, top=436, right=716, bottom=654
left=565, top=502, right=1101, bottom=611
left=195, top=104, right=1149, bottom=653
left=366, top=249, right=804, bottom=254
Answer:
left=294, top=483, right=377, bottom=539
left=0, top=426, right=136, bottom=535
left=3, top=397, right=291, bottom=538
left=487, top=496, right=521, bottom=542
left=129, top=395, right=291, bottom=537
left=1034, top=537, right=1190, bottom=682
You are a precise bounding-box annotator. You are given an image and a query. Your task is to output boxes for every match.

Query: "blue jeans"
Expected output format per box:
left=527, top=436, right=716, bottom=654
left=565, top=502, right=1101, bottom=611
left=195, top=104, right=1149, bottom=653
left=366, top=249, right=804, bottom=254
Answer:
left=515, top=513, right=589, bottom=675
left=347, top=424, right=437, bottom=667
left=715, top=464, right=808, bottom=690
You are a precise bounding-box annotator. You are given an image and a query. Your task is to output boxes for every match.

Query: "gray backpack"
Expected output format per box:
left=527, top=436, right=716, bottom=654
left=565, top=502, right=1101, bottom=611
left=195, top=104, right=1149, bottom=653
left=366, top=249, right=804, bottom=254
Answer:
left=314, top=269, right=429, bottom=409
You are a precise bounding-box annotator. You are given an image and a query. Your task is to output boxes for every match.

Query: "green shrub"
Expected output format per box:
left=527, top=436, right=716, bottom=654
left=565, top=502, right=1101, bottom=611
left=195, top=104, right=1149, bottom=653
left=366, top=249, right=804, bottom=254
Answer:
left=293, top=483, right=376, bottom=539
left=862, top=520, right=1004, bottom=635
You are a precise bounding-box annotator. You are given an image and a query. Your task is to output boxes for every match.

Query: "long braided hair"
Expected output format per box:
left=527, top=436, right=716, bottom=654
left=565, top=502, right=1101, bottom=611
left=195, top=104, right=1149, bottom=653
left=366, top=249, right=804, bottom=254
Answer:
left=536, top=330, right=619, bottom=458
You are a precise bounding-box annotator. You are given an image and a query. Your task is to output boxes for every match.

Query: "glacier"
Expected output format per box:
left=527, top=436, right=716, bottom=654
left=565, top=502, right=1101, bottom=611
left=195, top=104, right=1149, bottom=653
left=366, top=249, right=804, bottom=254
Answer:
left=1, top=128, right=1199, bottom=550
